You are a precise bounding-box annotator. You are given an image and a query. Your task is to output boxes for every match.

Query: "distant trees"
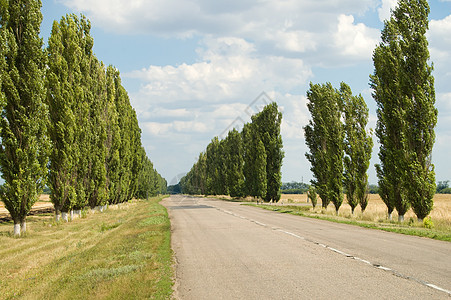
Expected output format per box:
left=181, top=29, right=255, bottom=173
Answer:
left=181, top=102, right=284, bottom=202
left=304, top=82, right=372, bottom=215
left=0, top=9, right=165, bottom=234
left=436, top=181, right=451, bottom=194
left=371, top=0, right=437, bottom=221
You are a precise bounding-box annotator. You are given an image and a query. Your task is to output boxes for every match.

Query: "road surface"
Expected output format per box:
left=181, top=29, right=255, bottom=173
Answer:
left=163, top=195, right=451, bottom=299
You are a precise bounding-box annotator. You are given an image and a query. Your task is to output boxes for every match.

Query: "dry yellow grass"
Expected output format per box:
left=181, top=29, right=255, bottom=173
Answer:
left=280, top=193, right=451, bottom=228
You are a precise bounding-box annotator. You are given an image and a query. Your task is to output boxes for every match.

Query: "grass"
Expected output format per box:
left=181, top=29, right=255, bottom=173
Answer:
left=243, top=193, right=451, bottom=242
left=0, top=196, right=173, bottom=300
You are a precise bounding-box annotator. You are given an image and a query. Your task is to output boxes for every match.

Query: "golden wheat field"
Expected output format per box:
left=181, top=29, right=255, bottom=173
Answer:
left=280, top=193, right=451, bottom=226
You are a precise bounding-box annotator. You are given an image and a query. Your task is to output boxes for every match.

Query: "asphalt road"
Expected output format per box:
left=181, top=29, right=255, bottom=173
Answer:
left=162, top=195, right=451, bottom=299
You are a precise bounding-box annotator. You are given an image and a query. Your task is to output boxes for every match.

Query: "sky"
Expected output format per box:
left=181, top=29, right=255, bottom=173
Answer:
left=41, top=0, right=451, bottom=186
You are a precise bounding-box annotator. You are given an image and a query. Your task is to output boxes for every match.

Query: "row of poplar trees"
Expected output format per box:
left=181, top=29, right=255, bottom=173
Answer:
left=0, top=1, right=166, bottom=236
left=304, top=82, right=373, bottom=215
left=180, top=102, right=284, bottom=202
left=305, top=0, right=437, bottom=222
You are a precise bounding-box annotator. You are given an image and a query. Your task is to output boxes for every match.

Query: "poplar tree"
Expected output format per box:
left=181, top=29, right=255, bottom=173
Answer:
left=243, top=123, right=267, bottom=200
left=105, top=66, right=121, bottom=204
left=396, top=0, right=437, bottom=221
left=87, top=57, right=108, bottom=208
left=225, top=129, right=245, bottom=198
left=371, top=0, right=436, bottom=221
left=304, top=83, right=344, bottom=213
left=341, top=83, right=373, bottom=214
left=252, top=102, right=284, bottom=202
left=206, top=137, right=221, bottom=195
left=47, top=14, right=85, bottom=221
left=0, top=0, right=49, bottom=235
left=73, top=16, right=93, bottom=211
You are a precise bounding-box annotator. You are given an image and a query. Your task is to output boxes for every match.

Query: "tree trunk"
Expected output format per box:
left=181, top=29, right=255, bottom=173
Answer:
left=418, top=218, right=423, bottom=223
left=388, top=212, right=392, bottom=221
left=70, top=210, right=74, bottom=220
left=55, top=210, right=61, bottom=222
left=398, top=214, right=404, bottom=222
left=20, top=220, right=26, bottom=233
left=62, top=212, right=68, bottom=222
left=14, top=223, right=21, bottom=236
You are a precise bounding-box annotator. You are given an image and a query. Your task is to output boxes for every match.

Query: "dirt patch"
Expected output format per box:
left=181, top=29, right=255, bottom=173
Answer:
left=0, top=195, right=54, bottom=222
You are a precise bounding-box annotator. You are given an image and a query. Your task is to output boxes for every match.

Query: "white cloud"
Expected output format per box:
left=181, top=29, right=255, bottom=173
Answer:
left=377, top=0, right=397, bottom=22
left=334, top=14, right=379, bottom=59
left=429, top=15, right=451, bottom=62
left=58, top=0, right=451, bottom=183
left=143, top=120, right=209, bottom=137
left=126, top=37, right=312, bottom=107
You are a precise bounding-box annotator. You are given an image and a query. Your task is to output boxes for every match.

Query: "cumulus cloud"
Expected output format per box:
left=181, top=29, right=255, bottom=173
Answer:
left=429, top=15, right=451, bottom=63
left=57, top=0, right=451, bottom=182
left=126, top=37, right=312, bottom=107
left=377, top=0, right=397, bottom=22
left=334, top=14, right=379, bottom=60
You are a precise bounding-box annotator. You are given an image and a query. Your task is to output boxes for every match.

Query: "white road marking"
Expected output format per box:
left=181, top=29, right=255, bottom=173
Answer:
left=210, top=202, right=451, bottom=297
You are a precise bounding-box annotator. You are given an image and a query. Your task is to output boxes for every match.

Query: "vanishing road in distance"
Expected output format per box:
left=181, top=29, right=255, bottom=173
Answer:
left=163, top=195, right=451, bottom=299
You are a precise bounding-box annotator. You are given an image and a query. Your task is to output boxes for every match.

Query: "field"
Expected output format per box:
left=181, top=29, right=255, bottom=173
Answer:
left=0, top=196, right=173, bottom=299
left=280, top=193, right=451, bottom=224
left=267, top=193, right=451, bottom=240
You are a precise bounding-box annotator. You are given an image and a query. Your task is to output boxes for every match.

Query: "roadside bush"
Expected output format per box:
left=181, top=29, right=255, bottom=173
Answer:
left=423, top=217, right=435, bottom=229
left=307, top=186, right=317, bottom=208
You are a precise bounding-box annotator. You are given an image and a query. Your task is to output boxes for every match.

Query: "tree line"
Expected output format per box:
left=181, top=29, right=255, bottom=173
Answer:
left=305, top=0, right=437, bottom=222
left=304, top=82, right=373, bottom=215
left=180, top=102, right=284, bottom=202
left=0, top=1, right=166, bottom=236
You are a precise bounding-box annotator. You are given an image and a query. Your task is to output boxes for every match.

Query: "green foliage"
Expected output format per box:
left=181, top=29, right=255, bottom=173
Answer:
left=341, top=82, right=373, bottom=214
left=47, top=14, right=89, bottom=215
left=0, top=0, right=50, bottom=233
left=304, top=82, right=344, bottom=212
left=422, top=217, right=434, bottom=229
left=436, top=181, right=449, bottom=193
left=180, top=102, right=283, bottom=202
left=307, top=185, right=317, bottom=208
left=438, top=188, right=451, bottom=194
left=281, top=182, right=309, bottom=194
left=135, top=147, right=166, bottom=198
left=0, top=10, right=164, bottom=226
left=371, top=0, right=437, bottom=221
left=225, top=129, right=245, bottom=198
left=243, top=122, right=267, bottom=200
left=252, top=102, right=284, bottom=202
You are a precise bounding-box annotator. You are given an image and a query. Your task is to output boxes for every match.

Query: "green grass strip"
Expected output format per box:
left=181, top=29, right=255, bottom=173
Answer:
left=243, top=203, right=451, bottom=242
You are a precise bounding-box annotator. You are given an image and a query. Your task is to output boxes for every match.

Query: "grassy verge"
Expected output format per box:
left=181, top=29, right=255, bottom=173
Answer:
left=244, top=204, right=451, bottom=242
left=0, top=196, right=173, bottom=299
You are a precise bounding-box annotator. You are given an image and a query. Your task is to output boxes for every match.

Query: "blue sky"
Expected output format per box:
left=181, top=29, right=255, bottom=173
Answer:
left=41, top=0, right=451, bottom=185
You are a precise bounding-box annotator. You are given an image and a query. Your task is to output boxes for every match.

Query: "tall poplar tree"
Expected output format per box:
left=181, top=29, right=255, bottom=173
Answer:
left=225, top=129, right=245, bottom=198
left=47, top=14, right=85, bottom=221
left=87, top=57, right=108, bottom=208
left=0, top=0, right=49, bottom=235
left=304, top=83, right=344, bottom=213
left=206, top=137, right=221, bottom=195
left=341, top=83, right=373, bottom=214
left=252, top=102, right=284, bottom=202
left=371, top=0, right=436, bottom=221
left=243, top=123, right=267, bottom=200
left=73, top=15, right=93, bottom=210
